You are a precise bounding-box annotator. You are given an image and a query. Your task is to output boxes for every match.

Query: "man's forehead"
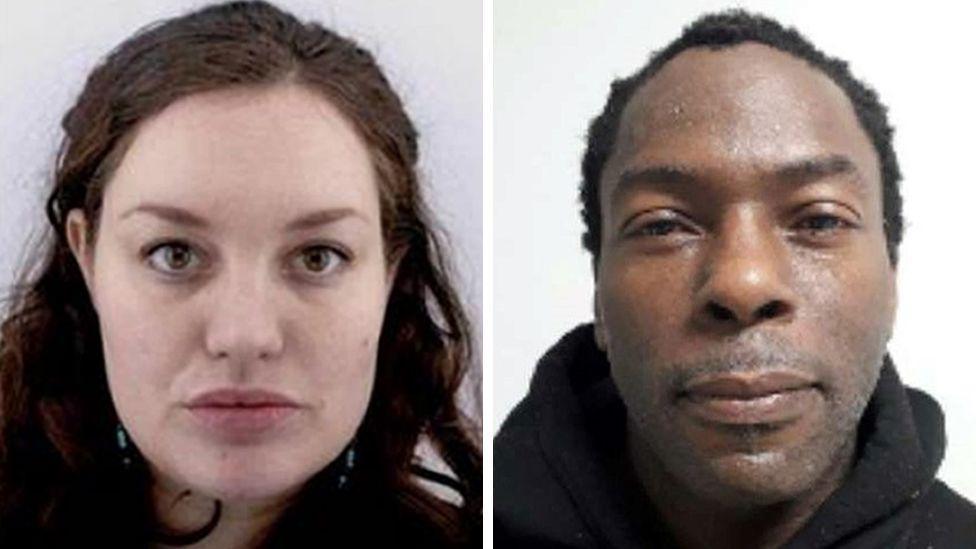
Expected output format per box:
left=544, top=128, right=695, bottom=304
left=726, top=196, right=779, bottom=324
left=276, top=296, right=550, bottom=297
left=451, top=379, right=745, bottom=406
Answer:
left=602, top=42, right=881, bottom=198
left=624, top=43, right=847, bottom=130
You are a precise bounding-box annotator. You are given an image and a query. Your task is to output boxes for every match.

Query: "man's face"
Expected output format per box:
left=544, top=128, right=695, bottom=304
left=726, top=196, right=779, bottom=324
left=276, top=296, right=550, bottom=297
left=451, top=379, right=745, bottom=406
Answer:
left=595, top=44, right=896, bottom=506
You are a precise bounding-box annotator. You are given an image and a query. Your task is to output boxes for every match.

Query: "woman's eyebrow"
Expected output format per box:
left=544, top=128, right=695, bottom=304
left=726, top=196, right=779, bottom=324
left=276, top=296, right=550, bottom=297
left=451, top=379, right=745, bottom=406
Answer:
left=284, top=208, right=368, bottom=231
left=119, top=203, right=368, bottom=230
left=120, top=204, right=209, bottom=228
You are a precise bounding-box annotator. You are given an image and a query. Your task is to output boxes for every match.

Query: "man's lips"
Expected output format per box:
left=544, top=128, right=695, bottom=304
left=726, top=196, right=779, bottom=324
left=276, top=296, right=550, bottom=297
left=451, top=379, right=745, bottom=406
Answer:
left=680, top=370, right=819, bottom=399
left=677, top=370, right=821, bottom=426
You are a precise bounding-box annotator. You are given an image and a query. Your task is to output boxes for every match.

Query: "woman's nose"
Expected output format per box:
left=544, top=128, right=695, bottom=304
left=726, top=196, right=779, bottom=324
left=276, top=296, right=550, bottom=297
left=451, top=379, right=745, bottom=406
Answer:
left=203, top=271, right=285, bottom=362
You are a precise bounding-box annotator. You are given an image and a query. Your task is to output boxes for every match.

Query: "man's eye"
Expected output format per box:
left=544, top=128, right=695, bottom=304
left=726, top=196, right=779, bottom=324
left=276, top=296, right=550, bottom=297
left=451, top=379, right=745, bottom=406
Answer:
left=145, top=242, right=200, bottom=274
left=638, top=219, right=687, bottom=237
left=794, top=214, right=852, bottom=233
left=293, top=245, right=346, bottom=276
left=629, top=216, right=699, bottom=240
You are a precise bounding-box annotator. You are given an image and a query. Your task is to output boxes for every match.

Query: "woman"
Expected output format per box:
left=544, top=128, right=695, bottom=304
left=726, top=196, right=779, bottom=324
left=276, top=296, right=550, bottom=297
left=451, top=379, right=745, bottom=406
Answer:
left=0, top=1, right=481, bottom=546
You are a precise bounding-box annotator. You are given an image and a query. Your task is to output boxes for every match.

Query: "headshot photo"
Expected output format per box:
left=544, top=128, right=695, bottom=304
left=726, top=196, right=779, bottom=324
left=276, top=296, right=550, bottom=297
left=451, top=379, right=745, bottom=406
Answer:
left=0, top=0, right=481, bottom=546
left=495, top=2, right=976, bottom=548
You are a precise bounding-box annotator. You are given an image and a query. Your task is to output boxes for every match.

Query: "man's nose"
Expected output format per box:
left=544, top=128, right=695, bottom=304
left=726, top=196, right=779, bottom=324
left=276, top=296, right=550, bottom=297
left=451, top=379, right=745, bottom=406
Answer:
left=203, top=271, right=285, bottom=362
left=694, top=212, right=797, bottom=330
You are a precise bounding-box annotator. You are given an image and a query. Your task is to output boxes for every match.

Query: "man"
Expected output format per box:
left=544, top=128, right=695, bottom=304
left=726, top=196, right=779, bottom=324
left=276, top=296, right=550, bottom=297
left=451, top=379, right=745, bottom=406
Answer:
left=494, top=10, right=976, bottom=549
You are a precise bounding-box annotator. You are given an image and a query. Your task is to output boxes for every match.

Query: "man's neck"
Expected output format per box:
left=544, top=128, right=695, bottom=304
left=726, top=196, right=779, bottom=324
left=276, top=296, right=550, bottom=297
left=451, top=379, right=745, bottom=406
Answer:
left=626, top=423, right=856, bottom=549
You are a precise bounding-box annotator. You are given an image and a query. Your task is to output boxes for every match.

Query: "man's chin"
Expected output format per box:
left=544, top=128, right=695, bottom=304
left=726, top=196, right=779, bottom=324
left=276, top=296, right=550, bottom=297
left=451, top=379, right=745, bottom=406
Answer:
left=696, top=449, right=821, bottom=508
left=632, top=398, right=857, bottom=510
left=658, top=396, right=847, bottom=506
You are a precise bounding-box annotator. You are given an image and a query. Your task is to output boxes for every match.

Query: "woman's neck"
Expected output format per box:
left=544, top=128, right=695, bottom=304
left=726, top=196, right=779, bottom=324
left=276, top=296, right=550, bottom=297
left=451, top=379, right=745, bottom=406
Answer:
left=150, top=476, right=296, bottom=549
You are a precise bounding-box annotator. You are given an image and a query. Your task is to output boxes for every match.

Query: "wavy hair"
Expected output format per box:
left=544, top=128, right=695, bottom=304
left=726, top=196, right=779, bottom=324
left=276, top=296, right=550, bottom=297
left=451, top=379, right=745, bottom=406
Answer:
left=0, top=1, right=481, bottom=545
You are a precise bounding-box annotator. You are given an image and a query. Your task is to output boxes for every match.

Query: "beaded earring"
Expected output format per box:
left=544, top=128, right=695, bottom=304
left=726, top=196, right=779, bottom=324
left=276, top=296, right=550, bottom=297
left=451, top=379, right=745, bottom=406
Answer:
left=337, top=442, right=356, bottom=489
left=116, top=422, right=133, bottom=469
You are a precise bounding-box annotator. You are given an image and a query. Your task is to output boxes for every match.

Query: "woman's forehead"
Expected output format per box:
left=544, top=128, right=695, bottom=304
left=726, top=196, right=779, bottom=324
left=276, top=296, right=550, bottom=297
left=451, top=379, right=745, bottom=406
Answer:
left=103, top=83, right=380, bottom=227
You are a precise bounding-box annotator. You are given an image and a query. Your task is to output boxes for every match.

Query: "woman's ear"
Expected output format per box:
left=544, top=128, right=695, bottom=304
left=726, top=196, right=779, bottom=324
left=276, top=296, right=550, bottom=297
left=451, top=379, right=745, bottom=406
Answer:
left=65, top=209, right=96, bottom=298
left=384, top=246, right=406, bottom=298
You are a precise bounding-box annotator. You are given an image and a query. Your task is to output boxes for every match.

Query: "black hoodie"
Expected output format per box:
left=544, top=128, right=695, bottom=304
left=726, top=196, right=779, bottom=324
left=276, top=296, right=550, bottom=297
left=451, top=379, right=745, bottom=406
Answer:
left=495, top=325, right=976, bottom=548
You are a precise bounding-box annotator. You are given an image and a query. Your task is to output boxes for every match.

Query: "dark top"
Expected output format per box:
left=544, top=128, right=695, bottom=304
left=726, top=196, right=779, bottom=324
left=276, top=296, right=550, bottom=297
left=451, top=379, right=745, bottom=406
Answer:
left=495, top=324, right=976, bottom=548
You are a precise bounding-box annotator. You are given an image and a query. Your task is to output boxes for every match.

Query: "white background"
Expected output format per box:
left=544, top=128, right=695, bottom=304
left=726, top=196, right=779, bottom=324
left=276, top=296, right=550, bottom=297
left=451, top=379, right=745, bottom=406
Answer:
left=2, top=0, right=975, bottom=525
left=0, top=0, right=482, bottom=403
left=495, top=0, right=976, bottom=501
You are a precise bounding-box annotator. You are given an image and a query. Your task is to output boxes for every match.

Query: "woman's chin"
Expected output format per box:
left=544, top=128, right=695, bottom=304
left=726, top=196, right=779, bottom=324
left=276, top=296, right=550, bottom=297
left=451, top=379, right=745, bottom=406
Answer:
left=157, top=448, right=326, bottom=504
left=185, top=470, right=308, bottom=504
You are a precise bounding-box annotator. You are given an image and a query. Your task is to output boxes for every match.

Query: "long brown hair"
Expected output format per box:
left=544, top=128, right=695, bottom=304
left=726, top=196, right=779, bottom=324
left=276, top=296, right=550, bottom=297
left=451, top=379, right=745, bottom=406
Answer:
left=0, top=1, right=481, bottom=545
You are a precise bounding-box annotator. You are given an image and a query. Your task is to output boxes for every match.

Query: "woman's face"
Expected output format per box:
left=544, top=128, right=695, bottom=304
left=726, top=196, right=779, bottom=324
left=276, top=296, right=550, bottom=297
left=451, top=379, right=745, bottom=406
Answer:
left=67, top=83, right=391, bottom=502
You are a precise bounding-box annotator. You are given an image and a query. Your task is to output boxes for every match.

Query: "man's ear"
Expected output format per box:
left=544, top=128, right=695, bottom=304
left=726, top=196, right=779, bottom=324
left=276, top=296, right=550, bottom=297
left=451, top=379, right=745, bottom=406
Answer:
left=65, top=209, right=96, bottom=298
left=885, top=264, right=898, bottom=344
left=593, top=289, right=608, bottom=351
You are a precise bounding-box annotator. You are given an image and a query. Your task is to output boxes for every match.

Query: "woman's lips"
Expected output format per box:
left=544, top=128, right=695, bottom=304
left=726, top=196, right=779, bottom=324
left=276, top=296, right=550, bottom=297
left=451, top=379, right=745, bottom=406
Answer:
left=185, top=388, right=301, bottom=441
left=677, top=371, right=821, bottom=426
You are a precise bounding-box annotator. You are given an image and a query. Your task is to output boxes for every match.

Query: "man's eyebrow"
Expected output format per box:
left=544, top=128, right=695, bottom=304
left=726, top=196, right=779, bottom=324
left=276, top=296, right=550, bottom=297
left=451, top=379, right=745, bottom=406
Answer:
left=612, top=154, right=864, bottom=201
left=617, top=164, right=701, bottom=190
left=773, top=154, right=862, bottom=186
left=120, top=204, right=367, bottom=231
left=611, top=164, right=702, bottom=204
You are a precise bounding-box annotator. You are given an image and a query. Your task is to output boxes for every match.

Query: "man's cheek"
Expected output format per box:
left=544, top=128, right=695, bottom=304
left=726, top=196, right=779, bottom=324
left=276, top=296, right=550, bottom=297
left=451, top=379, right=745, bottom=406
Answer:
left=801, top=275, right=889, bottom=400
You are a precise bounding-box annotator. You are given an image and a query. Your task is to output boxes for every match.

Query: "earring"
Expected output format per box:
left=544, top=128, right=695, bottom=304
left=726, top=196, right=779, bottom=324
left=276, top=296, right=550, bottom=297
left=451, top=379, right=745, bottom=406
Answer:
left=116, top=422, right=133, bottom=469
left=337, top=442, right=356, bottom=489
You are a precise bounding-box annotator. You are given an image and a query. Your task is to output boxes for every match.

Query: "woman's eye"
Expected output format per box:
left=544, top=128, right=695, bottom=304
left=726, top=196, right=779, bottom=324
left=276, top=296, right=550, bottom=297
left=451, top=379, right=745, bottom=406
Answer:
left=294, top=245, right=346, bottom=276
left=145, top=242, right=200, bottom=274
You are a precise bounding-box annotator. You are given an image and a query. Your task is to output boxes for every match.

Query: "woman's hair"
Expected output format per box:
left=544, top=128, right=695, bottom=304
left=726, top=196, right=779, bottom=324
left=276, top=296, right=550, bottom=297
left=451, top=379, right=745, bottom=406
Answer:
left=0, top=1, right=481, bottom=545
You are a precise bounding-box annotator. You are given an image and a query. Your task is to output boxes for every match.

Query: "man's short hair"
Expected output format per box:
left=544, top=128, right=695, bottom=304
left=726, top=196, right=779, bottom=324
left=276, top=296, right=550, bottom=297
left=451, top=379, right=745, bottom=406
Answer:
left=580, top=10, right=903, bottom=265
